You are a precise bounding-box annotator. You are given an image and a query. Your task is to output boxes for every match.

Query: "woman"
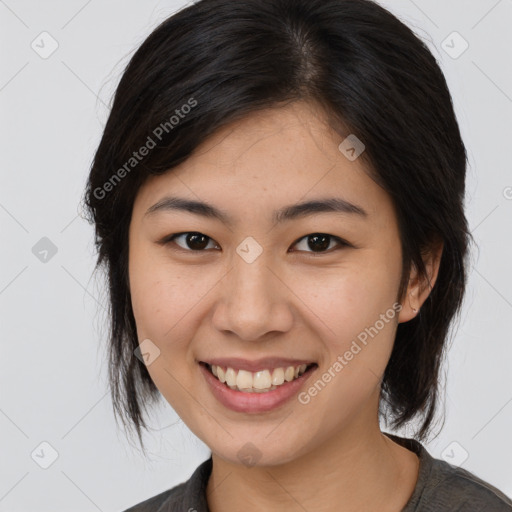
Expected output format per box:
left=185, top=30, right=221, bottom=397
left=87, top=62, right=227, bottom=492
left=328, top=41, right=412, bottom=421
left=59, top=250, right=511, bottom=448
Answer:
left=83, top=0, right=512, bottom=510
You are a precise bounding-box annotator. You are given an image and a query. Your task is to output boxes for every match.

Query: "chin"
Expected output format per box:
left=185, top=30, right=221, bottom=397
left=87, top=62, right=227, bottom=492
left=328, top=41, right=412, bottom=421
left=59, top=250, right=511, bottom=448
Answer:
left=207, top=433, right=311, bottom=468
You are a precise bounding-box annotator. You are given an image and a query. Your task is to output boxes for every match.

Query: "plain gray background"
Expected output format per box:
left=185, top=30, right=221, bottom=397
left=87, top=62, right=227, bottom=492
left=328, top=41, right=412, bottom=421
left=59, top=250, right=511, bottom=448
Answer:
left=1, top=0, right=511, bottom=510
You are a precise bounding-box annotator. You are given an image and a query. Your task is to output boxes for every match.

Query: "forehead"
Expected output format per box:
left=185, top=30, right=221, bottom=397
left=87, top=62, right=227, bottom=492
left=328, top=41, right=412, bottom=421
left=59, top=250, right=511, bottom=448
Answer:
left=133, top=101, right=395, bottom=226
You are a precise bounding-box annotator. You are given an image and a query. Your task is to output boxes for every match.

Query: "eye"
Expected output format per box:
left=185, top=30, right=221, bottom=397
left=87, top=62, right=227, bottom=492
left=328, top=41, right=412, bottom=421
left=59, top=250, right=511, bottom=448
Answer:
left=159, top=231, right=349, bottom=254
left=160, top=232, right=219, bottom=251
left=290, top=233, right=349, bottom=254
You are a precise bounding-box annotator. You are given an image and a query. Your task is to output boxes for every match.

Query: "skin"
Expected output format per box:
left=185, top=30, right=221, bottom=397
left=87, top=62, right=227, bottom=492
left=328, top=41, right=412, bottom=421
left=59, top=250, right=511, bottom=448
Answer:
left=128, top=100, right=443, bottom=511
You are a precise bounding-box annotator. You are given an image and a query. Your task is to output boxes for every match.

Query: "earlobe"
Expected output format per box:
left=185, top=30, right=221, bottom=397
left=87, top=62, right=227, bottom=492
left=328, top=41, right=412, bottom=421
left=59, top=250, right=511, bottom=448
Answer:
left=398, top=241, right=443, bottom=323
left=409, top=291, right=418, bottom=314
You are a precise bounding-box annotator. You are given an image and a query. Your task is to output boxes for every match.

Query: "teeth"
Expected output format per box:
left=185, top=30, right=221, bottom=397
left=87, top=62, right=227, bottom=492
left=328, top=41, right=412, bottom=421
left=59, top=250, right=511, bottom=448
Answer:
left=208, top=363, right=311, bottom=393
left=284, top=366, right=295, bottom=382
left=236, top=370, right=253, bottom=391
left=271, top=367, right=285, bottom=385
left=225, top=367, right=237, bottom=387
left=253, top=369, right=272, bottom=390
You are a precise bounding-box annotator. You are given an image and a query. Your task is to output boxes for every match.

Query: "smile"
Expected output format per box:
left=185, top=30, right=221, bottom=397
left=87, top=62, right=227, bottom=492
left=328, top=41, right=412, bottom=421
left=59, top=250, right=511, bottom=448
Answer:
left=199, top=360, right=318, bottom=413
left=204, top=362, right=316, bottom=393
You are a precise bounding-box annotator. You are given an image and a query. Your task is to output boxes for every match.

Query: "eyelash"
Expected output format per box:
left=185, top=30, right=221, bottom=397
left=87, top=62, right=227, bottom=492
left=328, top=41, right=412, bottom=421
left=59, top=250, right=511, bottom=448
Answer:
left=158, top=232, right=351, bottom=255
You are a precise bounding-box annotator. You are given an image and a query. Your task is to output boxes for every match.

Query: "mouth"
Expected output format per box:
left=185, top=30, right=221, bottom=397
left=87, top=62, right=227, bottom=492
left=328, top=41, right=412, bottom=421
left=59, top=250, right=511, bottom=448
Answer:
left=199, top=360, right=318, bottom=394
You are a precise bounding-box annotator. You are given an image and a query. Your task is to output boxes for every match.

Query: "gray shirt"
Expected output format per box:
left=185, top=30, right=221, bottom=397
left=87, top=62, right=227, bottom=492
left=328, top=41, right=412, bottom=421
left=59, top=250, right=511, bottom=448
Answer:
left=122, top=433, right=512, bottom=511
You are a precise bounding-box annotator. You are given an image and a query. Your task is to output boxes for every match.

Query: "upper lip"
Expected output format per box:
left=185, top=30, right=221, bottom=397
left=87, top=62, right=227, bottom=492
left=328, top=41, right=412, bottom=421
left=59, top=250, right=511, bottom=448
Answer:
left=200, top=357, right=316, bottom=372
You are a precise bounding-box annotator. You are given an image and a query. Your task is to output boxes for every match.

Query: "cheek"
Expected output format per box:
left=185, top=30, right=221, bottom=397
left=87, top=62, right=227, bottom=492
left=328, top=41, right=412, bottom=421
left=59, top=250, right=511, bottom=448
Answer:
left=128, top=245, right=212, bottom=349
left=130, top=269, right=187, bottom=343
left=295, top=268, right=400, bottom=423
left=128, top=241, right=179, bottom=340
left=128, top=250, right=201, bottom=408
left=297, top=254, right=401, bottom=360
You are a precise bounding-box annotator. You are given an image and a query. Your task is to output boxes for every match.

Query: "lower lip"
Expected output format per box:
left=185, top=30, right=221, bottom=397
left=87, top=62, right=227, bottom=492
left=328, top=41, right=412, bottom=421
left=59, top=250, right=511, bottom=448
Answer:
left=199, top=363, right=317, bottom=413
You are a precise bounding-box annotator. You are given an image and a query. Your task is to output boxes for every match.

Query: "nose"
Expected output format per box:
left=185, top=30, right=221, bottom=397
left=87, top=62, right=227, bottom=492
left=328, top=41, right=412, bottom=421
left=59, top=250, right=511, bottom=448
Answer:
left=211, top=256, right=294, bottom=341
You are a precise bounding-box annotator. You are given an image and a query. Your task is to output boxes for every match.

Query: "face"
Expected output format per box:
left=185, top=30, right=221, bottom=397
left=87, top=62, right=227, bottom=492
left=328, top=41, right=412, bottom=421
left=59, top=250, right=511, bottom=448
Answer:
left=128, top=100, right=417, bottom=467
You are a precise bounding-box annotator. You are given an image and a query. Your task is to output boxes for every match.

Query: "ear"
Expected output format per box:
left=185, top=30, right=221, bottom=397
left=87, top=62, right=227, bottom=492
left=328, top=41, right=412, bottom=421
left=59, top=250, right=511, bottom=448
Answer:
left=398, top=240, right=443, bottom=323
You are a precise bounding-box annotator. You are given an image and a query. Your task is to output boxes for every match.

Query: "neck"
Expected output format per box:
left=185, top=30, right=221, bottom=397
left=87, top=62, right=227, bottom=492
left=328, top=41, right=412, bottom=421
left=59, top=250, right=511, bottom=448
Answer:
left=206, top=419, right=419, bottom=512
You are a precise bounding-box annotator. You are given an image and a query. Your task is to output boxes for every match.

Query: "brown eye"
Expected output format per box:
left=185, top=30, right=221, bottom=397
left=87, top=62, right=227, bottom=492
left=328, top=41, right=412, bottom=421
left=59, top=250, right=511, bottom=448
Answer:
left=291, top=233, right=348, bottom=253
left=162, top=232, right=219, bottom=251
left=159, top=231, right=349, bottom=254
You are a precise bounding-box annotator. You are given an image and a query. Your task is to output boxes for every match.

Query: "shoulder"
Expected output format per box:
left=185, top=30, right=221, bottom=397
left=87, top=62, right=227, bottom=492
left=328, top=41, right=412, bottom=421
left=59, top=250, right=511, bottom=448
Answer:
left=121, top=483, right=186, bottom=512
left=384, top=432, right=512, bottom=512
left=119, top=457, right=212, bottom=512
left=421, top=458, right=512, bottom=511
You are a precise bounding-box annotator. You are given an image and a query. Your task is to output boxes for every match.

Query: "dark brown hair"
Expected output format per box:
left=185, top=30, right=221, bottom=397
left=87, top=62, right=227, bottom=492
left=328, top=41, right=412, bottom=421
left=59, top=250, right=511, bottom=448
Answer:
left=82, top=0, right=473, bottom=453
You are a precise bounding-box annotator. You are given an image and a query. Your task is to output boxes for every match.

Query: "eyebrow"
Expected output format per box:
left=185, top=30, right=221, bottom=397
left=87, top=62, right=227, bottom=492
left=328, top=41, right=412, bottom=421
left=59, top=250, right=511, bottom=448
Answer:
left=144, top=195, right=368, bottom=226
